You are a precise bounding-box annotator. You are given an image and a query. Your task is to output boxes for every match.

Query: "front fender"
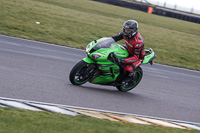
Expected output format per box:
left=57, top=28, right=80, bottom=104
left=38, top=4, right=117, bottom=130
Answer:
left=83, top=57, right=96, bottom=64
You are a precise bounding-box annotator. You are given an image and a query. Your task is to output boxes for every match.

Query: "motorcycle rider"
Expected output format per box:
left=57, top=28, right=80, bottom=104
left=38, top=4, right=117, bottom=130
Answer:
left=112, top=20, right=145, bottom=77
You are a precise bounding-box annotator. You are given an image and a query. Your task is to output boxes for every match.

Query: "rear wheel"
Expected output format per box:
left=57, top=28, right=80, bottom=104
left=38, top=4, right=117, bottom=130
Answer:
left=69, top=60, right=92, bottom=85
left=116, top=67, right=143, bottom=92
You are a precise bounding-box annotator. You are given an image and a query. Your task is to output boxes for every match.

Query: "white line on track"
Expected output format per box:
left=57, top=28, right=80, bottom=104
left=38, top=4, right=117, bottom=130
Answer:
left=0, top=96, right=199, bottom=126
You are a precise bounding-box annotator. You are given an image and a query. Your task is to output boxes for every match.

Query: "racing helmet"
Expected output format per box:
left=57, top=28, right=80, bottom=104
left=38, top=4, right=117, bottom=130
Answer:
left=122, top=20, right=138, bottom=39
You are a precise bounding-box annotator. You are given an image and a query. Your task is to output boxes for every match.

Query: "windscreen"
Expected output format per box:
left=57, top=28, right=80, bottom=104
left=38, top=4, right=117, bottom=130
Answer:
left=93, top=38, right=115, bottom=50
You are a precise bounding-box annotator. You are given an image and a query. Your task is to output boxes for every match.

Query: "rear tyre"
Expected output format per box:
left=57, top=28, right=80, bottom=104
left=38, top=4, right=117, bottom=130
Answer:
left=69, top=60, right=91, bottom=85
left=116, top=66, right=143, bottom=92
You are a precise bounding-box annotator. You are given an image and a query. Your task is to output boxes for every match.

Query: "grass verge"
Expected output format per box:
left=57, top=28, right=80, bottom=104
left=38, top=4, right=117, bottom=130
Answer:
left=0, top=0, right=200, bottom=70
left=0, top=107, right=199, bottom=133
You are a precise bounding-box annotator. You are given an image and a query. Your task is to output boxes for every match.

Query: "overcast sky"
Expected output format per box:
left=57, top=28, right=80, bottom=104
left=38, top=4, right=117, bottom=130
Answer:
left=139, top=0, right=200, bottom=14
left=152, top=0, right=199, bottom=8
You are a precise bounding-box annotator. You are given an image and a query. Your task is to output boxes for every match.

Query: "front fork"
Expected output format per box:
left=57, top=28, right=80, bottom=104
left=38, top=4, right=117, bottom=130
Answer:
left=82, top=57, right=99, bottom=79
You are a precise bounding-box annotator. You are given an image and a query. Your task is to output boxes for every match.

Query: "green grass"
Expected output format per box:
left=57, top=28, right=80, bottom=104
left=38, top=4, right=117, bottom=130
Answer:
left=0, top=0, right=200, bottom=70
left=0, top=107, right=199, bottom=133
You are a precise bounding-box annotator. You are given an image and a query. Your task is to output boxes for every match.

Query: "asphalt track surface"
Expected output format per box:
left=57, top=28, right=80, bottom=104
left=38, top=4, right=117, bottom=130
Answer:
left=0, top=35, right=200, bottom=123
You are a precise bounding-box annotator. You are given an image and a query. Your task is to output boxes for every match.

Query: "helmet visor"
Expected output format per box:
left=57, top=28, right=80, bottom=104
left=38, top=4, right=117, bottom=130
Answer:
left=124, top=28, right=137, bottom=34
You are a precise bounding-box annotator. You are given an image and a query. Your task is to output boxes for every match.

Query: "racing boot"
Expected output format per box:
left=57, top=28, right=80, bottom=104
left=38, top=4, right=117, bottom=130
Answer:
left=128, top=71, right=136, bottom=77
left=121, top=71, right=136, bottom=86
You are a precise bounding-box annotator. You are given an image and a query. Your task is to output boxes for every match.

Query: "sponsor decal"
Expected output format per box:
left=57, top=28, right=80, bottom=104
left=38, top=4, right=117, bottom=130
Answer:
left=136, top=61, right=141, bottom=67
left=97, top=52, right=105, bottom=57
left=127, top=60, right=136, bottom=63
left=134, top=37, right=137, bottom=42
left=124, top=40, right=133, bottom=48
left=117, top=53, right=125, bottom=55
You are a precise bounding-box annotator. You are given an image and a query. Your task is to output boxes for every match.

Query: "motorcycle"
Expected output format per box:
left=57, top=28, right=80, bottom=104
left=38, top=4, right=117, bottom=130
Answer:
left=69, top=37, right=156, bottom=92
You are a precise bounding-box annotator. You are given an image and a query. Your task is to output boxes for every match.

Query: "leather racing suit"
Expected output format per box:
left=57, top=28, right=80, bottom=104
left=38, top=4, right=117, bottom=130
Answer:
left=112, top=32, right=145, bottom=74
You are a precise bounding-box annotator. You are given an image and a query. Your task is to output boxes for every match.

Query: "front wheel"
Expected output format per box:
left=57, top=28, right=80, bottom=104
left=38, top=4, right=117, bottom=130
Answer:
left=69, top=60, right=92, bottom=85
left=116, top=66, right=143, bottom=92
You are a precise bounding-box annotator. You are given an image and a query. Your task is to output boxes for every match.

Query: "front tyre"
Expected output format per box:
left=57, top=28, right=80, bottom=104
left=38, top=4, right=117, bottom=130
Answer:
left=116, top=66, right=143, bottom=92
left=69, top=60, right=91, bottom=85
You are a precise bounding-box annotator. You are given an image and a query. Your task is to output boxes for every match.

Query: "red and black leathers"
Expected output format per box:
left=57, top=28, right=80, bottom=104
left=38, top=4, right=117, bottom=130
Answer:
left=112, top=32, right=145, bottom=74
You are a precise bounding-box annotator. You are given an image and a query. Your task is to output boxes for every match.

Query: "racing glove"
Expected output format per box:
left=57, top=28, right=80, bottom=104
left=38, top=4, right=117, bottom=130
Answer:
left=117, top=58, right=125, bottom=65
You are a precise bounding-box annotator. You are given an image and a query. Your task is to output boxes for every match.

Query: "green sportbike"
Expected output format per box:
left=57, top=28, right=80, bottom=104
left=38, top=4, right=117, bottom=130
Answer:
left=69, top=37, right=156, bottom=92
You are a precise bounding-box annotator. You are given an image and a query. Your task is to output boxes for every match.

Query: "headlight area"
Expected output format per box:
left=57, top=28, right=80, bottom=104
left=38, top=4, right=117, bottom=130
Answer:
left=86, top=45, right=90, bottom=53
left=92, top=54, right=101, bottom=59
